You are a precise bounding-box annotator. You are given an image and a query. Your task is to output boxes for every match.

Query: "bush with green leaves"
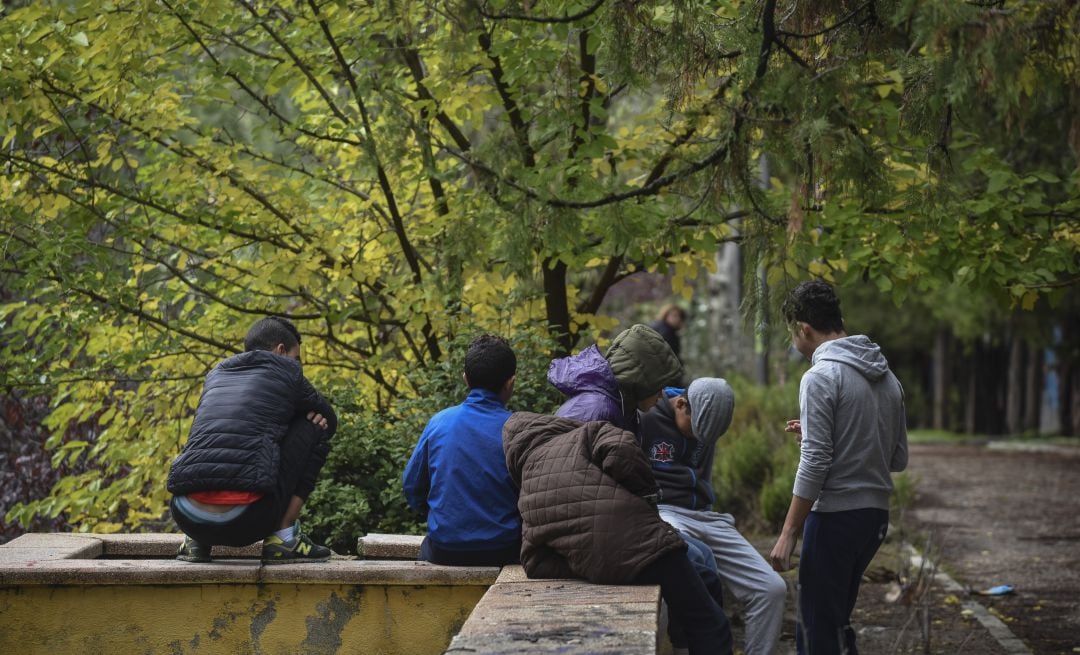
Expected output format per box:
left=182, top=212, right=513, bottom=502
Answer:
left=709, top=377, right=801, bottom=533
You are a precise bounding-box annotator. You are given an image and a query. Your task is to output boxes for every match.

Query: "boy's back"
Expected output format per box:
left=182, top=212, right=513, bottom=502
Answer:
left=169, top=349, right=333, bottom=496
left=404, top=389, right=519, bottom=548
left=402, top=334, right=522, bottom=566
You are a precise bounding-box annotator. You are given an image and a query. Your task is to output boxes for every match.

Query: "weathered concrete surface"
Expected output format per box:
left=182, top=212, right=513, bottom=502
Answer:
left=446, top=564, right=660, bottom=655
left=1, top=534, right=669, bottom=654
left=358, top=532, right=424, bottom=559
left=0, top=582, right=485, bottom=655
left=93, top=532, right=260, bottom=558
left=0, top=533, right=495, bottom=654
left=4, top=532, right=260, bottom=559
left=1, top=533, right=103, bottom=558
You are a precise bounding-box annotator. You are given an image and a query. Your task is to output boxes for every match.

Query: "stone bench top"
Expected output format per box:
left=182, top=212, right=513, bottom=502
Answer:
left=357, top=532, right=424, bottom=559
left=447, top=565, right=661, bottom=655
left=0, top=533, right=497, bottom=587
left=0, top=532, right=261, bottom=560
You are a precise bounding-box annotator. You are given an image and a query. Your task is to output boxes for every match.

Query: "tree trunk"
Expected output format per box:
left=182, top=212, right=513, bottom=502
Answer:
left=543, top=257, right=573, bottom=355
left=1068, top=364, right=1080, bottom=438
left=753, top=264, right=770, bottom=386
left=1023, top=342, right=1042, bottom=433
left=932, top=329, right=948, bottom=430
left=1005, top=334, right=1024, bottom=435
left=1073, top=370, right=1080, bottom=438
left=965, top=347, right=977, bottom=435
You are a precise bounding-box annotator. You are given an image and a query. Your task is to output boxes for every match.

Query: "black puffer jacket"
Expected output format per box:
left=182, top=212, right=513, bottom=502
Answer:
left=167, top=350, right=336, bottom=495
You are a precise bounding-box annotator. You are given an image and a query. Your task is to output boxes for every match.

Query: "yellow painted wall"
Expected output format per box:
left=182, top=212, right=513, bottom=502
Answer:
left=0, top=583, right=485, bottom=654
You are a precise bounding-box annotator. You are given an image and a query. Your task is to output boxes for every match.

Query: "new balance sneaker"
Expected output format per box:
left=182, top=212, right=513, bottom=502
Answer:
left=261, top=525, right=332, bottom=564
left=177, top=536, right=212, bottom=563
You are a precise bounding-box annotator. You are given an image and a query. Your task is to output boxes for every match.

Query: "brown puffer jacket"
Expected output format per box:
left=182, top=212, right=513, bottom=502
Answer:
left=503, top=411, right=687, bottom=584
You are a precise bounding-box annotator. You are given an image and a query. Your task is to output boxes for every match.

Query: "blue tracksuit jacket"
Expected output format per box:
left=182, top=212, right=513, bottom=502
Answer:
left=402, top=388, right=521, bottom=550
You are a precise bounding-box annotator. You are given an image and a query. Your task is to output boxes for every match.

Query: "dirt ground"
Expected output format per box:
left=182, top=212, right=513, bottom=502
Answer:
left=903, top=442, right=1080, bottom=655
left=732, top=441, right=1080, bottom=655
left=735, top=536, right=1010, bottom=655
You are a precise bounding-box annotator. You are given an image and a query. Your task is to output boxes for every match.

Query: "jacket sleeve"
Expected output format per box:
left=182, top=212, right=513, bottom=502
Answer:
left=585, top=423, right=658, bottom=497
left=402, top=424, right=433, bottom=514
left=889, top=383, right=909, bottom=472
left=793, top=370, right=835, bottom=501
left=295, top=372, right=338, bottom=435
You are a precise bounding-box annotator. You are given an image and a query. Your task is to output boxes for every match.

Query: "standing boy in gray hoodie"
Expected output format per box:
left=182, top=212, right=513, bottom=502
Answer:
left=769, top=280, right=908, bottom=655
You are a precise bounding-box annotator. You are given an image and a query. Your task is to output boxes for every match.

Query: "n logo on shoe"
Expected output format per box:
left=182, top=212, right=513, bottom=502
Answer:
left=297, top=542, right=311, bottom=555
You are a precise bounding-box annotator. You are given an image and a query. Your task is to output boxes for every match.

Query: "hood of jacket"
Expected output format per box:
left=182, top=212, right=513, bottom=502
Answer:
left=686, top=377, right=734, bottom=445
left=813, top=335, right=890, bottom=381
left=547, top=344, right=621, bottom=401
left=503, top=412, right=685, bottom=583
left=605, top=324, right=684, bottom=404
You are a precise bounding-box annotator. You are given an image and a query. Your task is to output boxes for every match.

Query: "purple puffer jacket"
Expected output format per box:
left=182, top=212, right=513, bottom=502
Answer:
left=548, top=345, right=632, bottom=431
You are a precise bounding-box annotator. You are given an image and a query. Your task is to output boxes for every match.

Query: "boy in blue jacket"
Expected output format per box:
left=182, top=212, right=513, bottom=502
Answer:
left=403, top=335, right=522, bottom=565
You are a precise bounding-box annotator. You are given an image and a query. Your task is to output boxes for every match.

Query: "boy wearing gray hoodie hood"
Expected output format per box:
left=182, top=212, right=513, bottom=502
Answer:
left=769, top=281, right=908, bottom=655
left=641, top=378, right=787, bottom=655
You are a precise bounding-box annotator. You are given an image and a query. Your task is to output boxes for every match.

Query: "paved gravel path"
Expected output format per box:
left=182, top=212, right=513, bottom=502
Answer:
left=907, top=442, right=1080, bottom=655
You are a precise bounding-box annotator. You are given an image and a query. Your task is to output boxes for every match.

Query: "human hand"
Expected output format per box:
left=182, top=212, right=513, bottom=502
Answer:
left=307, top=411, right=329, bottom=430
left=769, top=534, right=797, bottom=572
left=785, top=419, right=802, bottom=444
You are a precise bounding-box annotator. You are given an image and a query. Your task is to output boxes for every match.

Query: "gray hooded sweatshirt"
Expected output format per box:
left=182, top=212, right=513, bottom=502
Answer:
left=794, top=335, right=908, bottom=512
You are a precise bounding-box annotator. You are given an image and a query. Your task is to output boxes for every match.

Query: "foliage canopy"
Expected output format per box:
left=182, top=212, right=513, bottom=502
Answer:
left=1, top=0, right=1077, bottom=531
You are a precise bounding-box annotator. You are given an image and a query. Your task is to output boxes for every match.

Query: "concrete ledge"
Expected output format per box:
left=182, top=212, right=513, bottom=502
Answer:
left=0, top=557, right=499, bottom=586
left=2, top=532, right=261, bottom=559
left=358, top=532, right=424, bottom=559
left=2, top=534, right=103, bottom=559
left=93, top=532, right=261, bottom=558
left=0, top=533, right=497, bottom=587
left=446, top=565, right=660, bottom=655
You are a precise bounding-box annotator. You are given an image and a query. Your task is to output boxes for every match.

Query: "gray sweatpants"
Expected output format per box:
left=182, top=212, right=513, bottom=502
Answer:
left=660, top=504, right=787, bottom=655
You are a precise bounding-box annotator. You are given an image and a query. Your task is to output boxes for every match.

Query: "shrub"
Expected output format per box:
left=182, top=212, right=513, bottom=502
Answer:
left=709, top=376, right=801, bottom=533
left=759, top=447, right=800, bottom=528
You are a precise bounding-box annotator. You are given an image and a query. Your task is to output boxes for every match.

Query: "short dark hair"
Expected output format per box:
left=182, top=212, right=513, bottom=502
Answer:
left=782, top=280, right=844, bottom=333
left=464, top=335, right=516, bottom=392
left=244, top=316, right=302, bottom=352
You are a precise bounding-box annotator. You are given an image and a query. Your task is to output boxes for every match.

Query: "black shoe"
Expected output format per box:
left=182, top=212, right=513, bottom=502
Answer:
left=177, top=536, right=212, bottom=563
left=261, top=523, right=332, bottom=564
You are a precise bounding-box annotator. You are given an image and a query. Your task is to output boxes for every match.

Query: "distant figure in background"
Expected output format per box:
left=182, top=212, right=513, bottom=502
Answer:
left=402, top=335, right=522, bottom=566
left=650, top=303, right=688, bottom=360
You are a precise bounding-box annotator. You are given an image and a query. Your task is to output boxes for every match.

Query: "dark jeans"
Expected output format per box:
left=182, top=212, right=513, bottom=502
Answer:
left=636, top=549, right=734, bottom=655
left=797, top=508, right=889, bottom=655
left=171, top=417, right=332, bottom=547
left=668, top=534, right=724, bottom=648
left=419, top=536, right=521, bottom=566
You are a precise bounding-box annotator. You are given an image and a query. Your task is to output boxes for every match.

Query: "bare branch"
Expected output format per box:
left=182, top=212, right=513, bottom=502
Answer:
left=473, top=0, right=608, bottom=24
